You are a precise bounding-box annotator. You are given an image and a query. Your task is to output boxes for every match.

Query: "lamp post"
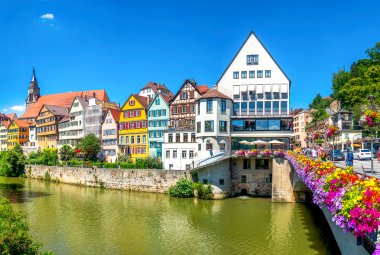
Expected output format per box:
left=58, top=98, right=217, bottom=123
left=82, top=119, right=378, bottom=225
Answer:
left=368, top=95, right=375, bottom=174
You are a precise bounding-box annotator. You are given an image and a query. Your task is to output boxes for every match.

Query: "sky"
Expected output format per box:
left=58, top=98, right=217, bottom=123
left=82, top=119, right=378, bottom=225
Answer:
left=1, top=0, right=380, bottom=116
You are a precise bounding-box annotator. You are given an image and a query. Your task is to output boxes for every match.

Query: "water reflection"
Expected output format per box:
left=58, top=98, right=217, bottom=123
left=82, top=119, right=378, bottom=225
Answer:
left=0, top=177, right=340, bottom=255
left=0, top=178, right=50, bottom=203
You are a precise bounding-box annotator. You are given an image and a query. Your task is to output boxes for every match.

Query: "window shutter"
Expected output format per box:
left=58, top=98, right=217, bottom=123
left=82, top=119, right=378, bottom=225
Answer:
left=186, top=105, right=190, bottom=113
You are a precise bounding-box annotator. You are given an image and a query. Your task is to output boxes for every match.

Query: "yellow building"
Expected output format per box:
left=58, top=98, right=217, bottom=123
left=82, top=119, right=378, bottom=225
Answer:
left=119, top=94, right=149, bottom=160
left=36, top=105, right=68, bottom=149
left=7, top=119, right=31, bottom=150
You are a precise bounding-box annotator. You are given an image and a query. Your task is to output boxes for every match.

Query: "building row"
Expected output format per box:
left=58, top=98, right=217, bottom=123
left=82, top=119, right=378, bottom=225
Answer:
left=3, top=32, right=292, bottom=169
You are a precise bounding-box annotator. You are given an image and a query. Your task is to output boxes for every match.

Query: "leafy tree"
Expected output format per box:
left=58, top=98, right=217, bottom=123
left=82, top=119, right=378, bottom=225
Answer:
left=366, top=42, right=380, bottom=63
left=0, top=198, right=54, bottom=255
left=77, top=134, right=101, bottom=161
left=12, top=143, right=24, bottom=155
left=59, top=145, right=75, bottom=162
left=0, top=150, right=26, bottom=177
left=169, top=178, right=194, bottom=198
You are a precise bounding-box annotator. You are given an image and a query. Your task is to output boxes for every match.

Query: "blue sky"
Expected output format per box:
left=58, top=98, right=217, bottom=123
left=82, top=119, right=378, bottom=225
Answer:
left=1, top=0, right=380, bottom=115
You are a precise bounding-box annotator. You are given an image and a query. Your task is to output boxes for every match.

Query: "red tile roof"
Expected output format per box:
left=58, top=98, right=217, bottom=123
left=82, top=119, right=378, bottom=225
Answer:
left=108, top=108, right=120, bottom=122
left=13, top=119, right=33, bottom=128
left=197, top=88, right=232, bottom=101
left=133, top=94, right=149, bottom=109
left=1, top=121, right=11, bottom=129
left=6, top=113, right=18, bottom=121
left=20, top=90, right=109, bottom=120
left=141, top=82, right=174, bottom=97
left=197, top=85, right=210, bottom=95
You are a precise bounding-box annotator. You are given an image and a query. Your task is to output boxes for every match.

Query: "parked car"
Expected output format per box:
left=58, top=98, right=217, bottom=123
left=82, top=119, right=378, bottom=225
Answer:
left=327, top=150, right=345, bottom=161
left=353, top=149, right=372, bottom=160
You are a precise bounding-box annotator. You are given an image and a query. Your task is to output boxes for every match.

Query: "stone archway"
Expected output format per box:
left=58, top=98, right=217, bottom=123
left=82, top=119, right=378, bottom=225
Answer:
left=240, top=188, right=248, bottom=196
left=293, top=181, right=312, bottom=202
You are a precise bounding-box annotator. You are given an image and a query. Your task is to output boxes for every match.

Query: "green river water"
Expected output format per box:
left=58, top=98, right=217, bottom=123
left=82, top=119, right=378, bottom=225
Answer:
left=0, top=177, right=340, bottom=255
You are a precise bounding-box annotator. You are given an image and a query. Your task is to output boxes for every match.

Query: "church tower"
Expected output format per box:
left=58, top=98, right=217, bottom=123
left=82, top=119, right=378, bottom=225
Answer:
left=26, top=67, right=40, bottom=110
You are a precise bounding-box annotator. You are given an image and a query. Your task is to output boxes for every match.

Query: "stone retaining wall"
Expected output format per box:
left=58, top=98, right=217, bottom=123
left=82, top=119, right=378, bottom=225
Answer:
left=26, top=165, right=190, bottom=193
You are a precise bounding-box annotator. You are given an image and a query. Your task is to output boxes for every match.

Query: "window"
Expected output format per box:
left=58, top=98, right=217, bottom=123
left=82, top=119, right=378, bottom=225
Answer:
left=256, top=159, right=269, bottom=169
left=191, top=133, right=196, bottom=142
left=129, top=100, right=135, bottom=106
left=136, top=110, right=141, bottom=117
left=176, top=133, right=180, bottom=142
left=233, top=71, right=239, bottom=79
left=197, top=122, right=201, bottom=133
left=281, top=93, right=288, bottom=99
left=219, top=121, right=227, bottom=132
left=142, top=135, right=146, bottom=143
left=220, top=142, right=226, bottom=151
left=247, top=54, right=259, bottom=65
left=197, top=101, right=200, bottom=115
left=205, top=121, right=214, bottom=132
left=131, top=136, right=135, bottom=144
left=233, top=102, right=240, bottom=115
left=241, top=175, right=247, bottom=183
left=206, top=143, right=213, bottom=150
left=249, top=102, right=255, bottom=112
left=137, top=135, right=141, bottom=143
left=273, top=101, right=279, bottom=114
left=155, top=99, right=160, bottom=105
left=257, top=70, right=263, bottom=78
left=241, top=102, right=247, bottom=113
left=173, top=150, right=177, bottom=158
left=257, top=101, right=263, bottom=114
left=181, top=92, right=187, bottom=100
left=257, top=93, right=263, bottom=99
left=241, top=71, right=247, bottom=79
left=273, top=92, right=280, bottom=99
left=191, top=105, right=195, bottom=113
left=243, top=159, right=251, bottom=169
left=265, top=101, right=271, bottom=114
left=221, top=99, right=226, bottom=114
left=198, top=143, right=201, bottom=151
left=166, top=150, right=170, bottom=158
left=182, top=106, right=186, bottom=114
left=183, top=133, right=188, bottom=142
left=219, top=179, right=225, bottom=185
left=265, top=70, right=271, bottom=78
left=265, top=92, right=272, bottom=100
left=190, top=91, right=195, bottom=99
left=281, top=101, right=288, bottom=113
left=249, top=71, right=255, bottom=78
left=182, top=150, right=187, bottom=159
left=120, top=136, right=124, bottom=144
left=189, top=150, right=194, bottom=159
left=206, top=99, right=213, bottom=113
left=168, top=134, right=173, bottom=143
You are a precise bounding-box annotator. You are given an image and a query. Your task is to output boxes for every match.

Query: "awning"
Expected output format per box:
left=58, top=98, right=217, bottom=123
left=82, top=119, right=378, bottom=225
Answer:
left=233, top=85, right=240, bottom=95
left=251, top=140, right=268, bottom=145
left=268, top=140, right=284, bottom=144
left=256, top=85, right=263, bottom=93
left=272, top=84, right=280, bottom=92
left=240, top=85, right=247, bottom=93
left=264, top=85, right=271, bottom=92
left=248, top=85, right=255, bottom=91
left=280, top=84, right=288, bottom=93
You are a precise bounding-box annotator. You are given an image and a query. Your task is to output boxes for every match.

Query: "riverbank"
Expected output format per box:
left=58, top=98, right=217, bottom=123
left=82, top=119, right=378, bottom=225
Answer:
left=25, top=165, right=190, bottom=193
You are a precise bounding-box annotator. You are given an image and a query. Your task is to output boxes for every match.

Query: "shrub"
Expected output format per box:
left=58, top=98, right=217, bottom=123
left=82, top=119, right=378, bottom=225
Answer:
left=194, top=183, right=214, bottom=200
left=104, top=163, right=117, bottom=169
left=77, top=134, right=101, bottom=161
left=0, top=198, right=54, bottom=255
left=119, top=162, right=135, bottom=169
left=169, top=178, right=194, bottom=198
left=59, top=145, right=75, bottom=162
left=118, top=154, right=133, bottom=163
left=67, top=159, right=83, bottom=167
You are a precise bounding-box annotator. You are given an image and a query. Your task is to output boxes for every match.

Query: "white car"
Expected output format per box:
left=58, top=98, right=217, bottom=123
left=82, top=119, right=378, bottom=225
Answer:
left=353, top=149, right=372, bottom=160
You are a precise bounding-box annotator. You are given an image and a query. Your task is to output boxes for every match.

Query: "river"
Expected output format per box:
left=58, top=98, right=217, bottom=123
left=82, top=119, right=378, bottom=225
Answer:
left=0, top=177, right=340, bottom=255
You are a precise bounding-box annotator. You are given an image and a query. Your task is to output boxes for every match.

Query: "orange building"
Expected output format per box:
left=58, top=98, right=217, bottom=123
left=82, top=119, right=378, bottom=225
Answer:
left=7, top=119, right=32, bottom=149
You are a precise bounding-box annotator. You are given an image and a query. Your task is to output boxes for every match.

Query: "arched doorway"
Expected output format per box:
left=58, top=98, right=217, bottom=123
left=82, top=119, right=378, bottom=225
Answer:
left=240, top=188, right=248, bottom=196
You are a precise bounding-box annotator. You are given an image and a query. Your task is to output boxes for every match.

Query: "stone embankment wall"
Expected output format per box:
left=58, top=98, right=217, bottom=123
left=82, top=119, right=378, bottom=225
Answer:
left=26, top=165, right=190, bottom=193
left=271, top=158, right=296, bottom=202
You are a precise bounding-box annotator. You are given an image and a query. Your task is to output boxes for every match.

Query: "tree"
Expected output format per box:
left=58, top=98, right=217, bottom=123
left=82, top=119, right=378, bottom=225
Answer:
left=12, top=143, right=24, bottom=155
left=0, top=150, right=26, bottom=177
left=366, top=42, right=380, bottom=63
left=59, top=145, right=75, bottom=162
left=77, top=134, right=101, bottom=161
left=0, top=198, right=54, bottom=255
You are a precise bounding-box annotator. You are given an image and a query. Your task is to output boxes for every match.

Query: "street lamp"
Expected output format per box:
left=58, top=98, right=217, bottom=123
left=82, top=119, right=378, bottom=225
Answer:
left=368, top=95, right=376, bottom=174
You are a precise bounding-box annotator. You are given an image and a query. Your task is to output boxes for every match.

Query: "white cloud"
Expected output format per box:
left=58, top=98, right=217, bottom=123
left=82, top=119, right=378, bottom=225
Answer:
left=3, top=105, right=26, bottom=113
left=40, top=13, right=54, bottom=20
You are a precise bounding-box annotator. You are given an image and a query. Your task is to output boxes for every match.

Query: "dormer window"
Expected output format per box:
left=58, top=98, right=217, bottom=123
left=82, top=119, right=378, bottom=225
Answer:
left=129, top=100, right=135, bottom=106
left=247, top=54, right=259, bottom=65
left=181, top=92, right=187, bottom=100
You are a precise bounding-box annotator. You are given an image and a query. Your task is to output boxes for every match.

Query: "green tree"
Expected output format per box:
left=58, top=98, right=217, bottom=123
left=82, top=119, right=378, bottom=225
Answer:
left=40, top=149, right=59, bottom=166
left=77, top=134, right=101, bottom=161
left=0, top=150, right=26, bottom=177
left=366, top=42, right=380, bottom=63
left=169, top=178, right=194, bottom=198
left=0, top=198, right=54, bottom=255
left=12, top=143, right=24, bottom=155
left=59, top=145, right=75, bottom=162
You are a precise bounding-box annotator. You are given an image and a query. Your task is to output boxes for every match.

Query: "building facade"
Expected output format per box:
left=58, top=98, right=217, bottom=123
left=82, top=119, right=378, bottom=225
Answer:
left=0, top=121, right=10, bottom=151
left=162, top=130, right=197, bottom=170
left=216, top=32, right=292, bottom=149
left=119, top=94, right=149, bottom=161
left=58, top=97, right=88, bottom=148
left=36, top=105, right=68, bottom=149
left=7, top=119, right=31, bottom=150
left=195, top=88, right=233, bottom=160
left=22, top=122, right=39, bottom=154
left=147, top=93, right=170, bottom=158
left=292, top=110, right=312, bottom=148
left=101, top=109, right=120, bottom=163
left=329, top=110, right=361, bottom=151
left=138, top=82, right=174, bottom=102
left=169, top=80, right=209, bottom=130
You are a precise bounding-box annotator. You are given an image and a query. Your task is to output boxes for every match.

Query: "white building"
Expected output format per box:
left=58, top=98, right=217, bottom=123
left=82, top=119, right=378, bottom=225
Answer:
left=195, top=88, right=233, bottom=161
left=101, top=109, right=120, bottom=162
left=138, top=82, right=174, bottom=102
left=162, top=130, right=197, bottom=170
left=58, top=97, right=88, bottom=148
left=217, top=32, right=292, bottom=149
left=22, top=122, right=39, bottom=154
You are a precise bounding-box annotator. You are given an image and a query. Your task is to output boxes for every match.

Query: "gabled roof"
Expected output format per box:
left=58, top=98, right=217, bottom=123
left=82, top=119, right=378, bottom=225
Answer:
left=148, top=92, right=170, bottom=110
left=196, top=88, right=232, bottom=101
left=1, top=121, right=11, bottom=129
left=132, top=94, right=149, bottom=109
left=107, top=108, right=120, bottom=122
left=58, top=116, right=70, bottom=123
left=20, top=89, right=109, bottom=119
left=216, top=31, right=290, bottom=85
left=43, top=105, right=69, bottom=117
left=141, top=82, right=174, bottom=97
left=13, top=119, right=33, bottom=128
left=6, top=113, right=18, bottom=121
left=170, top=80, right=210, bottom=104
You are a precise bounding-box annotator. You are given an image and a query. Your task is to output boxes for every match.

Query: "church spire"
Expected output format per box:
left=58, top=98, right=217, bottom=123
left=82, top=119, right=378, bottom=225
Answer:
left=31, top=67, right=37, bottom=83
left=26, top=67, right=41, bottom=110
